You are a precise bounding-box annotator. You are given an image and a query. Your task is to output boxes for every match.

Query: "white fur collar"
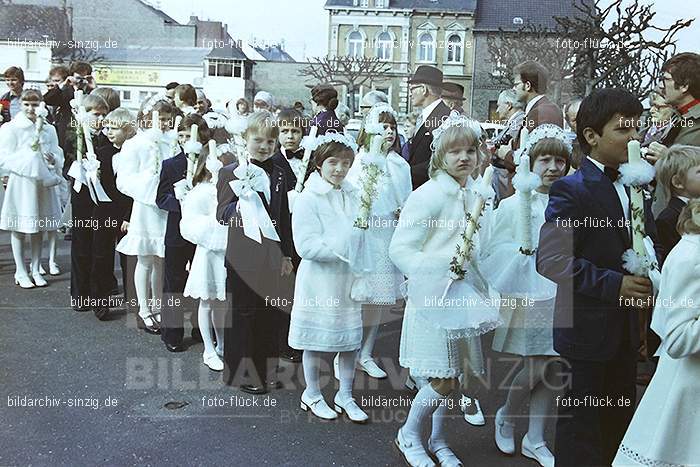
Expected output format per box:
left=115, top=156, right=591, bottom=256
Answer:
left=304, top=171, right=356, bottom=195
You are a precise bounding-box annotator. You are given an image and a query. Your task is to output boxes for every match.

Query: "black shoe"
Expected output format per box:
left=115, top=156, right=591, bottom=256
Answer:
left=93, top=306, right=110, bottom=321
left=136, top=315, right=161, bottom=335
left=165, top=342, right=187, bottom=353
left=268, top=380, right=283, bottom=390
left=191, top=328, right=203, bottom=343
left=72, top=305, right=90, bottom=312
left=280, top=350, right=302, bottom=363
left=239, top=384, right=268, bottom=395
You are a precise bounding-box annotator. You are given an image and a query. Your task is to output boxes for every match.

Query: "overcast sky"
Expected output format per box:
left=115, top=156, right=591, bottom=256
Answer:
left=156, top=0, right=698, bottom=61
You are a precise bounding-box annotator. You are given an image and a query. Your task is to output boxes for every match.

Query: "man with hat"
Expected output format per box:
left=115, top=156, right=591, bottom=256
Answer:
left=408, top=65, right=452, bottom=188
left=442, top=82, right=466, bottom=114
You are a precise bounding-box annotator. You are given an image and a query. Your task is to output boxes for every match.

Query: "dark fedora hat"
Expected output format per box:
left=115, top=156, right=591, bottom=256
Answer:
left=442, top=82, right=465, bottom=101
left=408, top=65, right=443, bottom=87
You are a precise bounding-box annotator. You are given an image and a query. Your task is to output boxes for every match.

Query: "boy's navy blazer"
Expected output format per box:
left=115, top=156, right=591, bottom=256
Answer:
left=157, top=151, right=190, bottom=247
left=216, top=159, right=294, bottom=274
left=536, top=157, right=665, bottom=361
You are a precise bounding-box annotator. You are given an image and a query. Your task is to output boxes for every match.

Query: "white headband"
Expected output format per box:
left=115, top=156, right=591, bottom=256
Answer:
left=301, top=130, right=358, bottom=153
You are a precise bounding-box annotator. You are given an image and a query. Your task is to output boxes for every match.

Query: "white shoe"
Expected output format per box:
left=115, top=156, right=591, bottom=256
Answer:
left=521, top=434, right=555, bottom=467
left=14, top=273, right=35, bottom=289
left=394, top=428, right=435, bottom=467
left=460, top=396, right=485, bottom=426
left=427, top=439, right=463, bottom=467
left=333, top=353, right=340, bottom=380
left=300, top=391, right=337, bottom=420
left=405, top=375, right=417, bottom=391
left=357, top=357, right=387, bottom=379
left=38, top=264, right=47, bottom=275
left=49, top=262, right=60, bottom=275
left=31, top=272, right=48, bottom=287
left=334, top=395, right=369, bottom=423
left=494, top=406, right=515, bottom=455
left=215, top=346, right=224, bottom=358
left=203, top=352, right=224, bottom=371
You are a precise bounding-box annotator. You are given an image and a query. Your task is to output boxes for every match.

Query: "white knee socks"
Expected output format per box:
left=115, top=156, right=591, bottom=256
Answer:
left=360, top=305, right=383, bottom=360
left=10, top=232, right=28, bottom=276
left=198, top=300, right=216, bottom=356
left=402, top=383, right=447, bottom=442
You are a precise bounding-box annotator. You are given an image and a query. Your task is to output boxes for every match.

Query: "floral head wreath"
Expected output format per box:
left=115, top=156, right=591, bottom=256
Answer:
left=515, top=124, right=572, bottom=165
left=364, top=103, right=398, bottom=135
left=301, top=130, right=358, bottom=153
left=430, top=111, right=483, bottom=152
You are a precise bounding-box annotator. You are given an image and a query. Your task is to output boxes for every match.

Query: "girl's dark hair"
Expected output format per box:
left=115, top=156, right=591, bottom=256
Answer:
left=179, top=114, right=213, bottom=186
left=311, top=84, right=339, bottom=111
left=357, top=111, right=401, bottom=153
left=174, top=84, right=197, bottom=106
left=662, top=52, right=700, bottom=100
left=576, top=88, right=643, bottom=154
left=302, top=140, right=355, bottom=184
left=276, top=108, right=305, bottom=130
left=236, top=98, right=250, bottom=114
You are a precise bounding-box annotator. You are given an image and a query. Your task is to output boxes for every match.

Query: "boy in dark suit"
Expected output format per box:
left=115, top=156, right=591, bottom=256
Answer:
left=217, top=111, right=294, bottom=394
left=537, top=88, right=663, bottom=466
left=655, top=145, right=700, bottom=253
left=156, top=113, right=203, bottom=352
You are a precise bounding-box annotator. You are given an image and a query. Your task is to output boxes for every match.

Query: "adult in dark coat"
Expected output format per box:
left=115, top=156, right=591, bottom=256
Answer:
left=441, top=82, right=466, bottom=115
left=310, top=84, right=344, bottom=135
left=407, top=65, right=451, bottom=188
left=216, top=157, right=294, bottom=394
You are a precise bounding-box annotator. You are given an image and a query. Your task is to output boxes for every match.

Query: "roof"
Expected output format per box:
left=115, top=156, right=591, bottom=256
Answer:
left=93, top=45, right=249, bottom=65
left=474, top=0, right=591, bottom=32
left=325, top=0, right=476, bottom=13
left=253, top=45, right=295, bottom=62
left=0, top=5, right=71, bottom=43
left=138, top=0, right=180, bottom=24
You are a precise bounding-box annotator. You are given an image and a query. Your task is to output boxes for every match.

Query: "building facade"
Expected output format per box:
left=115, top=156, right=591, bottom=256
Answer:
left=325, top=0, right=476, bottom=116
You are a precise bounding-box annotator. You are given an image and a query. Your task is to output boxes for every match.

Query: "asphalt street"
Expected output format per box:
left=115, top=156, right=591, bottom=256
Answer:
left=0, top=232, right=561, bottom=466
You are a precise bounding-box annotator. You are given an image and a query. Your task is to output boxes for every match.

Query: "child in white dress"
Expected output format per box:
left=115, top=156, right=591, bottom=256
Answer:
left=613, top=200, right=700, bottom=466
left=180, top=141, right=228, bottom=371
left=482, top=125, right=571, bottom=467
left=115, top=100, right=179, bottom=333
left=389, top=113, right=501, bottom=467
left=345, top=103, right=412, bottom=379
left=0, top=90, right=64, bottom=288
left=289, top=134, right=368, bottom=423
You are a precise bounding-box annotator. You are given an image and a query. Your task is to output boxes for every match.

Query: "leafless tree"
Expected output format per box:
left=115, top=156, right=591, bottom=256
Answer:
left=299, top=56, right=391, bottom=115
left=487, top=0, right=693, bottom=101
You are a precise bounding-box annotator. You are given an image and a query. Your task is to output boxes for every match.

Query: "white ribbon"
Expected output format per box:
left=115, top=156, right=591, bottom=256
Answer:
left=82, top=157, right=112, bottom=203
left=67, top=160, right=87, bottom=193
left=229, top=164, right=279, bottom=244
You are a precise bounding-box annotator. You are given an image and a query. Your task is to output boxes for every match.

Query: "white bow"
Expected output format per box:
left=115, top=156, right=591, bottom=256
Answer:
left=82, top=157, right=112, bottom=203
left=229, top=164, right=279, bottom=244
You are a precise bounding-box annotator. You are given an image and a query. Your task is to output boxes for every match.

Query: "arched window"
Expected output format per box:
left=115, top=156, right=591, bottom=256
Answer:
left=418, top=32, right=435, bottom=62
left=446, top=34, right=462, bottom=63
left=376, top=31, right=393, bottom=61
left=348, top=31, right=364, bottom=57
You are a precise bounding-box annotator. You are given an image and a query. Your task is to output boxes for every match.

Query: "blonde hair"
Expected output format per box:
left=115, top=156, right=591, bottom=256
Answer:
left=243, top=110, right=279, bottom=141
left=677, top=199, right=700, bottom=235
left=656, top=145, right=700, bottom=199
left=428, top=125, right=484, bottom=179
left=104, top=108, right=136, bottom=138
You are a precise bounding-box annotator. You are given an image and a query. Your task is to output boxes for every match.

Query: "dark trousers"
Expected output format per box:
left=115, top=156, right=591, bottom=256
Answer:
left=70, top=218, right=118, bottom=308
left=160, top=243, right=196, bottom=345
left=223, top=267, right=280, bottom=387
left=554, top=345, right=637, bottom=466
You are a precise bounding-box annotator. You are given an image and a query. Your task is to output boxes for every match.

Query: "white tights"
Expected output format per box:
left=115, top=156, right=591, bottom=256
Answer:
left=10, top=232, right=42, bottom=277
left=303, top=350, right=356, bottom=403
left=134, top=255, right=163, bottom=322
left=197, top=299, right=225, bottom=357
left=501, top=356, right=559, bottom=443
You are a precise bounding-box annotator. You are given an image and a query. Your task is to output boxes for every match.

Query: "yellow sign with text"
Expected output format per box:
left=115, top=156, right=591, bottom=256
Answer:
left=94, top=67, right=160, bottom=86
